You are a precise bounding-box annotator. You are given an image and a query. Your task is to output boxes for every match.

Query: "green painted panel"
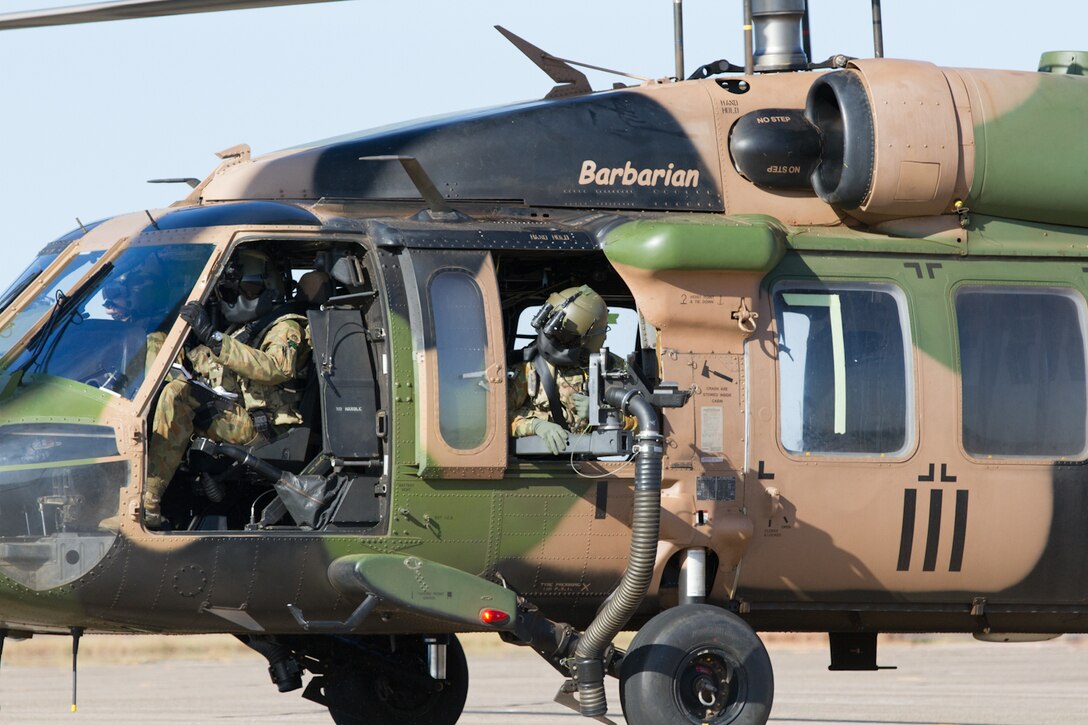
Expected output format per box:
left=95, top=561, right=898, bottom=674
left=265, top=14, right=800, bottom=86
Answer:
left=969, top=72, right=1088, bottom=227
left=0, top=374, right=111, bottom=424
left=603, top=216, right=786, bottom=271
left=341, top=553, right=518, bottom=630
left=966, top=215, right=1088, bottom=257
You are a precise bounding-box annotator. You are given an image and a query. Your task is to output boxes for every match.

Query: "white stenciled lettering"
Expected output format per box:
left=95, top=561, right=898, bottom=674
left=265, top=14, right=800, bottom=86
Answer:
left=576, top=159, right=701, bottom=189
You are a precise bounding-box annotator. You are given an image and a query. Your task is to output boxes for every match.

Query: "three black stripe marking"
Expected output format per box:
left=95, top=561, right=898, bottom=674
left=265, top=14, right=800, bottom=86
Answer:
left=897, top=463, right=969, bottom=573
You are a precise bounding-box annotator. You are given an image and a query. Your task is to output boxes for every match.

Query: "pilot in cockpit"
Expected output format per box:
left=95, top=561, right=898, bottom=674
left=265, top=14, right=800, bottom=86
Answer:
left=508, top=285, right=614, bottom=455
left=134, top=249, right=325, bottom=528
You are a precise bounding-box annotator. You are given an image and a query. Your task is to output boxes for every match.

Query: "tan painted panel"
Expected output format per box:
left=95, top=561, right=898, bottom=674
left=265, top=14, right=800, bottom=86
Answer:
left=706, top=74, right=843, bottom=226
left=942, top=69, right=976, bottom=204
left=415, top=253, right=507, bottom=479
left=608, top=261, right=759, bottom=596
left=610, top=263, right=763, bottom=351
left=739, top=303, right=1052, bottom=596
left=953, top=67, right=1042, bottom=118
left=850, top=59, right=961, bottom=219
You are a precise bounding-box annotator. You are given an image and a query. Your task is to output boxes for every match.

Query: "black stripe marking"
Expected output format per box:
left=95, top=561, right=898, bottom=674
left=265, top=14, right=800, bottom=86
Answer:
left=594, top=482, right=608, bottom=520
left=923, top=490, right=944, bottom=572
left=897, top=489, right=917, bottom=572
left=949, top=490, right=969, bottom=572
left=918, top=463, right=935, bottom=482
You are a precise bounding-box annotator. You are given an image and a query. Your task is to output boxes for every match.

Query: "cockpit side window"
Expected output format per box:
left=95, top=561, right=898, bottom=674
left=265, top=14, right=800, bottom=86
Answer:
left=512, top=304, right=640, bottom=361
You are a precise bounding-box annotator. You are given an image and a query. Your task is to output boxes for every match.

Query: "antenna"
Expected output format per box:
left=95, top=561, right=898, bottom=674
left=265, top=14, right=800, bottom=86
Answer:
left=871, top=0, right=884, bottom=58
left=743, top=0, right=754, bottom=74
left=70, top=627, right=83, bottom=713
left=358, top=156, right=458, bottom=218
left=148, top=177, right=201, bottom=188
left=801, top=2, right=812, bottom=62
left=673, top=0, right=685, bottom=80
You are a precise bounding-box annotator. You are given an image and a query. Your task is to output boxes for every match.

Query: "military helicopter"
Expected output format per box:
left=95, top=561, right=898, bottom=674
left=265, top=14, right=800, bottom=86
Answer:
left=2, top=0, right=1088, bottom=723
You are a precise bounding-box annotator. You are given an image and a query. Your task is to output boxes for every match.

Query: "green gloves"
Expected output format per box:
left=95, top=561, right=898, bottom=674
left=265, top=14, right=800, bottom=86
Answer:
left=571, top=393, right=590, bottom=421
left=531, top=419, right=569, bottom=454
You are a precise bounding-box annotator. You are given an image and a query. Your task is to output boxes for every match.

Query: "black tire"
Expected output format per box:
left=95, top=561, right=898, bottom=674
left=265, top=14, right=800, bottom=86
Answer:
left=322, top=634, right=469, bottom=725
left=620, top=604, right=773, bottom=725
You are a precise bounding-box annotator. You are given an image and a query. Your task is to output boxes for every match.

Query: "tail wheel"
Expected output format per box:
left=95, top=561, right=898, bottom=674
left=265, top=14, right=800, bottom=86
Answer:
left=318, top=634, right=469, bottom=725
left=620, top=604, right=773, bottom=725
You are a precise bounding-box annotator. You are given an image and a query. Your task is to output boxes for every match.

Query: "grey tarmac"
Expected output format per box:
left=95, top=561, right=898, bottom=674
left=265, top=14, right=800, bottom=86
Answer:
left=1, top=637, right=1086, bottom=724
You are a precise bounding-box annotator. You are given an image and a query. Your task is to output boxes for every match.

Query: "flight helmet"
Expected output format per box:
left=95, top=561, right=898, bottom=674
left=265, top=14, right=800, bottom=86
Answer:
left=531, top=285, right=608, bottom=366
left=218, top=249, right=283, bottom=323
left=102, top=268, right=168, bottom=322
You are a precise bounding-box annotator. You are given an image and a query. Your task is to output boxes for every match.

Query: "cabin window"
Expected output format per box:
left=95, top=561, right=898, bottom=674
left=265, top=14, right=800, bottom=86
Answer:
left=512, top=304, right=640, bottom=360
left=956, top=287, right=1088, bottom=458
left=430, top=270, right=489, bottom=449
left=774, top=283, right=912, bottom=455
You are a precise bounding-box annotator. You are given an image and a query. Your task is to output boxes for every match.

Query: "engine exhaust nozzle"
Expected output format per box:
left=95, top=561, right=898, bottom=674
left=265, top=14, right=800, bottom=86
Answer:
left=752, top=0, right=809, bottom=72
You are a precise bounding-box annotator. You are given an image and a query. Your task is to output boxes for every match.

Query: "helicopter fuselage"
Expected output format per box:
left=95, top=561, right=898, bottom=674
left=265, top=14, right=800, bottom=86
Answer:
left=0, top=54, right=1087, bottom=723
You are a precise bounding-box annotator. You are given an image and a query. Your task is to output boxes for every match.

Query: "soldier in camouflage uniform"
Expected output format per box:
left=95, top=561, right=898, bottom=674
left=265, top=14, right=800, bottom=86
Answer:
left=508, top=285, right=610, bottom=455
left=103, top=267, right=171, bottom=376
left=141, top=250, right=321, bottom=527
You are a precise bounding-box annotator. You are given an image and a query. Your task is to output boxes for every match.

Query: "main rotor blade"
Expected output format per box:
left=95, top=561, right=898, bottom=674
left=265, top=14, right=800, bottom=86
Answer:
left=0, top=0, right=348, bottom=31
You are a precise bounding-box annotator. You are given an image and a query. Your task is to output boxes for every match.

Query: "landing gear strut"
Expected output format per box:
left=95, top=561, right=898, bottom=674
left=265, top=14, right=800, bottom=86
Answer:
left=620, top=604, right=773, bottom=725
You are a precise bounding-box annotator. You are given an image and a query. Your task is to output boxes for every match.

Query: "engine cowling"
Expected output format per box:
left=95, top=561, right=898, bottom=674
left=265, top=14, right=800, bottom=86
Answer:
left=815, top=59, right=1088, bottom=227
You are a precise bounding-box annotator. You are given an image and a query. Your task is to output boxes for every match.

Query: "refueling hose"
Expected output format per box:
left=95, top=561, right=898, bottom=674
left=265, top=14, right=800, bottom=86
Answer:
left=571, top=386, right=663, bottom=717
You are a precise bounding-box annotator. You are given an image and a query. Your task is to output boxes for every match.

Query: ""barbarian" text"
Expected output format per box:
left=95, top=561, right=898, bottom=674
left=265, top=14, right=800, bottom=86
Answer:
left=578, top=159, right=700, bottom=188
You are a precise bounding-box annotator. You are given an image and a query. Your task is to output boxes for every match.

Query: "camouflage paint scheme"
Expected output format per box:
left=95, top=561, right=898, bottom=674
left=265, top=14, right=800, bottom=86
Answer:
left=0, top=58, right=1085, bottom=644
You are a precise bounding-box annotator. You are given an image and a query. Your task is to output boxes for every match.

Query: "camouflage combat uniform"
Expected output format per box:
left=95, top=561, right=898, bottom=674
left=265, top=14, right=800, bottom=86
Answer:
left=508, top=359, right=590, bottom=436
left=146, top=314, right=310, bottom=507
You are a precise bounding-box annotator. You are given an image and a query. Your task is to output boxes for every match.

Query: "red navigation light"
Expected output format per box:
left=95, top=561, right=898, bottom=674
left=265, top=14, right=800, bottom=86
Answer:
left=479, top=608, right=510, bottom=626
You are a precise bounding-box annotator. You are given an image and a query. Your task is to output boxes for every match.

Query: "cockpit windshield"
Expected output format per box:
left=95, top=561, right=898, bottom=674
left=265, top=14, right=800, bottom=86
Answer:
left=0, top=253, right=60, bottom=314
left=0, top=251, right=105, bottom=360
left=3, top=244, right=214, bottom=399
left=0, top=224, right=105, bottom=315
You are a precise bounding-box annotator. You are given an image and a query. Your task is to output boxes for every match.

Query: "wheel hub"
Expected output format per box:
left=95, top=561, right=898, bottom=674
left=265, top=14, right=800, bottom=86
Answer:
left=676, top=647, right=743, bottom=723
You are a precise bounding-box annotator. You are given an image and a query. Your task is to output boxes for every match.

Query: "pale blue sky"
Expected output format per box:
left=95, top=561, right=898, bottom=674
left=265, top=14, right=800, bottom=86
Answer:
left=0, top=0, right=1083, bottom=285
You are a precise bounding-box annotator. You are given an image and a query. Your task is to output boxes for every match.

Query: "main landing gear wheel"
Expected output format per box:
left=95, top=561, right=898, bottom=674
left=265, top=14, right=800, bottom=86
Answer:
left=320, top=634, right=469, bottom=725
left=619, top=604, right=774, bottom=725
